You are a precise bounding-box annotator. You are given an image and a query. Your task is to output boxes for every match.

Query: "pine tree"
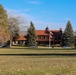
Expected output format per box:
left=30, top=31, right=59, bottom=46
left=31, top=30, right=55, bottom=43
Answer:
left=63, top=21, right=74, bottom=47
left=27, top=22, right=37, bottom=46
left=0, top=4, right=9, bottom=46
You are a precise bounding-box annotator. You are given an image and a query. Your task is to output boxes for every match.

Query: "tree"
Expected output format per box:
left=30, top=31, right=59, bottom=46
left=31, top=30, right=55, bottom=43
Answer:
left=7, top=10, right=28, bottom=31
left=62, top=21, right=74, bottom=47
left=8, top=17, right=20, bottom=47
left=7, top=11, right=29, bottom=47
left=0, top=4, right=10, bottom=46
left=27, top=22, right=37, bottom=46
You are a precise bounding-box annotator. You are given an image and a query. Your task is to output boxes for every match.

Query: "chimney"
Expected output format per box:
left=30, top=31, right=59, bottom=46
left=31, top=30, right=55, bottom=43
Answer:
left=60, top=28, right=62, bottom=31
left=45, top=27, right=49, bottom=31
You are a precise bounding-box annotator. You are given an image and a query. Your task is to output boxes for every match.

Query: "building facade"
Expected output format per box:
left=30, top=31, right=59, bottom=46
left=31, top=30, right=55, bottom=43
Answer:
left=74, top=32, right=76, bottom=46
left=36, top=28, right=62, bottom=46
left=13, top=28, right=62, bottom=47
left=13, top=31, right=27, bottom=45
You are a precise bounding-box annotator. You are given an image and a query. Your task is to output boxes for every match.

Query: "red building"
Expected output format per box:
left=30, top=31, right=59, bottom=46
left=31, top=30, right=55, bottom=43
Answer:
left=74, top=32, right=76, bottom=46
left=13, top=27, right=62, bottom=47
left=36, top=27, right=62, bottom=46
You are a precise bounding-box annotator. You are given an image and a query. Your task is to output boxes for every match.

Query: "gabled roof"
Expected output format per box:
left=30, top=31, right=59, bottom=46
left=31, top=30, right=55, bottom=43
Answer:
left=36, top=30, right=49, bottom=36
left=36, top=30, right=61, bottom=36
left=16, top=31, right=27, bottom=41
left=51, top=30, right=61, bottom=32
left=16, top=35, right=26, bottom=41
left=19, top=31, right=27, bottom=35
left=16, top=29, right=62, bottom=41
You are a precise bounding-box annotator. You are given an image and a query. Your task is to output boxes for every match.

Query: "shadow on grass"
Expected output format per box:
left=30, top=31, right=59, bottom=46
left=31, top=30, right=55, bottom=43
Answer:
left=4, top=47, right=76, bottom=50
left=0, top=53, right=76, bottom=56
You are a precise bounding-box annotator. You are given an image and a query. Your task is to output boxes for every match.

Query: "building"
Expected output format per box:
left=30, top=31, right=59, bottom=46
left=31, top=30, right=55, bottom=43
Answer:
left=74, top=32, right=76, bottom=46
left=13, top=27, right=62, bottom=47
left=13, top=31, right=27, bottom=45
left=36, top=27, right=62, bottom=46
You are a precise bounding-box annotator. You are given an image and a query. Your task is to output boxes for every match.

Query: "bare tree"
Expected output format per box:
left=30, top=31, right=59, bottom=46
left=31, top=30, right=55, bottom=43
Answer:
left=8, top=17, right=20, bottom=47
left=7, top=11, right=29, bottom=47
left=7, top=11, right=28, bottom=31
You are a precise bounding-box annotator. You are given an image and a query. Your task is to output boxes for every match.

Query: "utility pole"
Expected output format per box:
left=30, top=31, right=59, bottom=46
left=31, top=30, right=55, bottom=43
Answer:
left=49, top=31, right=53, bottom=48
left=49, top=34, right=51, bottom=47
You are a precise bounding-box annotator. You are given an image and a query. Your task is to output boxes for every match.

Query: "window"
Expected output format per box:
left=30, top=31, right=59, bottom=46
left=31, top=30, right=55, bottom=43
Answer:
left=42, top=36, right=45, bottom=39
left=38, top=36, right=41, bottom=39
left=46, top=36, right=49, bottom=39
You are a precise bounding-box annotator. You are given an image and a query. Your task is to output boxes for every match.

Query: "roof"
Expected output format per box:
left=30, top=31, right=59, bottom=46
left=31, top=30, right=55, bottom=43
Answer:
left=74, top=32, right=76, bottom=36
left=16, top=29, right=62, bottom=41
left=19, top=31, right=27, bottom=35
left=36, top=30, right=49, bottom=36
left=17, top=31, right=27, bottom=41
left=16, top=35, right=26, bottom=41
left=36, top=30, right=61, bottom=36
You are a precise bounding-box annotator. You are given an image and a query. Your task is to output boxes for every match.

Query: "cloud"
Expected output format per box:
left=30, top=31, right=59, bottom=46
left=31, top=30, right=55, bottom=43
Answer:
left=21, top=13, right=66, bottom=30
left=28, top=0, right=41, bottom=4
left=6, top=8, right=31, bottom=14
left=6, top=9, right=66, bottom=31
left=63, top=18, right=71, bottom=21
left=41, top=11, right=49, bottom=14
left=24, top=9, right=31, bottom=12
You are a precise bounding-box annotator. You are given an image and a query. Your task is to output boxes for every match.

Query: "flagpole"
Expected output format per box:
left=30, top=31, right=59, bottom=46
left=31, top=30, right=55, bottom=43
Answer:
left=49, top=31, right=53, bottom=48
left=49, top=34, right=50, bottom=47
left=49, top=19, right=51, bottom=48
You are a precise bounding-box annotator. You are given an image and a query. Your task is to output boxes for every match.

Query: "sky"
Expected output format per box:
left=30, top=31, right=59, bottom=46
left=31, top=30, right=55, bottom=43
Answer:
left=0, top=0, right=76, bottom=31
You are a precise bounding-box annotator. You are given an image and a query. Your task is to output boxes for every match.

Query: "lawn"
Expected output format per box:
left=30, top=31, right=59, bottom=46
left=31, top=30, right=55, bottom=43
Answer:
left=0, top=56, right=76, bottom=75
left=0, top=47, right=76, bottom=75
left=0, top=46, right=76, bottom=55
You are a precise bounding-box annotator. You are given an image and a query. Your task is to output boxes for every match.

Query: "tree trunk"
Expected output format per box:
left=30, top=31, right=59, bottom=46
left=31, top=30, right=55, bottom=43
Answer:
left=10, top=31, right=12, bottom=47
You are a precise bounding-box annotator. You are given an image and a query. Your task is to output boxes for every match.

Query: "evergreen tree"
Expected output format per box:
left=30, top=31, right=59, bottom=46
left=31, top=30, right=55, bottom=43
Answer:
left=27, top=22, right=37, bottom=46
left=63, top=21, right=74, bottom=47
left=0, top=4, right=9, bottom=45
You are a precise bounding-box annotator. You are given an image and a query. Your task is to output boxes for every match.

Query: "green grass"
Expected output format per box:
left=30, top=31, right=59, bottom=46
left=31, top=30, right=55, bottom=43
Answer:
left=0, top=46, right=76, bottom=75
left=0, top=46, right=76, bottom=55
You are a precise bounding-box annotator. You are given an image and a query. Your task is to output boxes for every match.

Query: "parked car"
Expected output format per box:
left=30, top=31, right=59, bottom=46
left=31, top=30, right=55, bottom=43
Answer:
left=0, top=43, right=2, bottom=48
left=63, top=46, right=70, bottom=49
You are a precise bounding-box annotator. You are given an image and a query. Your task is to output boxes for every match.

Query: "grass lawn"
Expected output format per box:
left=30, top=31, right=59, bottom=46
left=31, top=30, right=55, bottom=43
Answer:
left=0, top=46, right=76, bottom=55
left=0, top=46, right=76, bottom=75
left=0, top=56, right=76, bottom=75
